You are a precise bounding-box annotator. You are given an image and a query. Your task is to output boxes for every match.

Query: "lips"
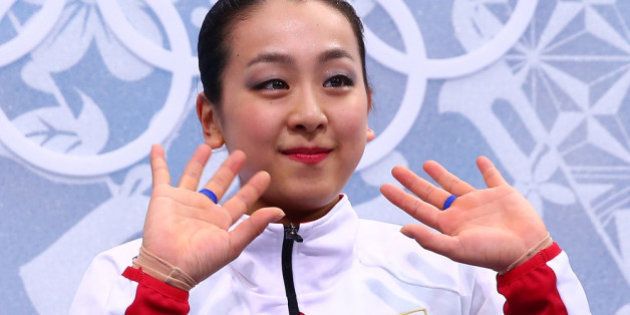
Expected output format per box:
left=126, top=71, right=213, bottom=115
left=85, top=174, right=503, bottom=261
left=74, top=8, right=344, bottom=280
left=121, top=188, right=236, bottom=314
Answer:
left=280, top=147, right=333, bottom=165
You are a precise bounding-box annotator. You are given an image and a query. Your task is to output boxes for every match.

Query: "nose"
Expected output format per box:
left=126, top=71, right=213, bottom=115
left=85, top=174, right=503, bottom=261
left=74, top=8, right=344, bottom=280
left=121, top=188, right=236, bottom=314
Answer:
left=287, top=90, right=328, bottom=134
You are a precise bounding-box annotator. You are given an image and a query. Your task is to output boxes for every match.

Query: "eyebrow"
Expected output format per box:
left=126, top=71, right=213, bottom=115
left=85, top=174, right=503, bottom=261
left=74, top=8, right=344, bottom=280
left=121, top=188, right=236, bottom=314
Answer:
left=318, top=48, right=354, bottom=64
left=247, top=52, right=294, bottom=67
left=246, top=48, right=354, bottom=67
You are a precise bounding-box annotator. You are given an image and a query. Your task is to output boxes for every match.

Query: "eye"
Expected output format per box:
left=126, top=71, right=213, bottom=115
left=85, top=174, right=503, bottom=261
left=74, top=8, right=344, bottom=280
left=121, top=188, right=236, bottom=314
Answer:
left=253, top=79, right=289, bottom=90
left=323, top=74, right=354, bottom=88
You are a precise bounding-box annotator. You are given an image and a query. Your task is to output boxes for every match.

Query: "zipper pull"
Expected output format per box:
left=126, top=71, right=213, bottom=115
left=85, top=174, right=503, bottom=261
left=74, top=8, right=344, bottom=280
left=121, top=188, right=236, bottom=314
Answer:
left=284, top=223, right=303, bottom=243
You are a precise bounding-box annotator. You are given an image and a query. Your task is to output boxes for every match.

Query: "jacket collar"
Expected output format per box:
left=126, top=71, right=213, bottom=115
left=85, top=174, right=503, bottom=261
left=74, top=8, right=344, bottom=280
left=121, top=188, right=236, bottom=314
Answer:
left=229, top=195, right=358, bottom=297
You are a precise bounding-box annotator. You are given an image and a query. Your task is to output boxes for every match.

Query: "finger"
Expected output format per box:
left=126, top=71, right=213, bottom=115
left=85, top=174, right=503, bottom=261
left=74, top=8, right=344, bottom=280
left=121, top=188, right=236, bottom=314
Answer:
left=222, top=171, right=271, bottom=223
left=380, top=183, right=441, bottom=230
left=178, top=144, right=212, bottom=190
left=391, top=166, right=450, bottom=209
left=150, top=144, right=170, bottom=187
left=423, top=160, right=475, bottom=196
left=200, top=150, right=246, bottom=201
left=228, top=207, right=285, bottom=259
left=400, top=224, right=461, bottom=259
left=476, top=156, right=508, bottom=187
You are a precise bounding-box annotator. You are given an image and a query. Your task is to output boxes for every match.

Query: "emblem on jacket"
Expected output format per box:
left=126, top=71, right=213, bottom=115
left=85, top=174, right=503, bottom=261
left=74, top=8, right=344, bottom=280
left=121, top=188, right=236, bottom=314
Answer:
left=400, top=308, right=428, bottom=315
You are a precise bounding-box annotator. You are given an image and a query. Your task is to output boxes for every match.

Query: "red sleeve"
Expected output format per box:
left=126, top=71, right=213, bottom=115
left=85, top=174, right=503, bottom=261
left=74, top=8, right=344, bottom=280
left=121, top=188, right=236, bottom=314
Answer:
left=497, top=243, right=568, bottom=315
left=122, top=267, right=190, bottom=315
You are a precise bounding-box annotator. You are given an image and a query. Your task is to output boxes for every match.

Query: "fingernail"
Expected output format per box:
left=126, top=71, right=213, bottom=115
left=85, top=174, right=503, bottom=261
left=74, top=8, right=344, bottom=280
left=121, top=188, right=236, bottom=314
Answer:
left=274, top=209, right=286, bottom=221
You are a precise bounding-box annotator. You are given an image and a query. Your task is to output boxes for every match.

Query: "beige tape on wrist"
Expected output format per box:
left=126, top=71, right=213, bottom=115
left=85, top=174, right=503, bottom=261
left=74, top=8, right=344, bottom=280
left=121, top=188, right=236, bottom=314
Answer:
left=499, top=233, right=553, bottom=275
left=132, top=246, right=197, bottom=291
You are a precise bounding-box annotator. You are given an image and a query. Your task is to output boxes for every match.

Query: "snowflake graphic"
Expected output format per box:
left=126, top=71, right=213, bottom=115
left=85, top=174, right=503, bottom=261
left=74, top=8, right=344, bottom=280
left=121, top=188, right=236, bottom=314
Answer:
left=498, top=0, right=630, bottom=285
left=505, top=1, right=630, bottom=160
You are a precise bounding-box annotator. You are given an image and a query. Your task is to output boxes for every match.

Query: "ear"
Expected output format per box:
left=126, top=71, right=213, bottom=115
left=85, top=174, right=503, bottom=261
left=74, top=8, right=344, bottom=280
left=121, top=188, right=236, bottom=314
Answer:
left=366, top=89, right=375, bottom=142
left=196, top=92, right=225, bottom=149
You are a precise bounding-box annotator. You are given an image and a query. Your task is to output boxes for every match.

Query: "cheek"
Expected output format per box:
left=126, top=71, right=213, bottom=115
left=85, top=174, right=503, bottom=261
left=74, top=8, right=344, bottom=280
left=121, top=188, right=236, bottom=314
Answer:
left=335, top=106, right=369, bottom=143
left=242, top=117, right=273, bottom=140
left=224, top=104, right=279, bottom=146
left=223, top=107, right=280, bottom=181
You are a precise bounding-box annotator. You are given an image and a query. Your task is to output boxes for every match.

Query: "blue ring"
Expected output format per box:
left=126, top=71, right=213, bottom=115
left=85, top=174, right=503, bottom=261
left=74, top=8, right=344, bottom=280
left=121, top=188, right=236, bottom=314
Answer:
left=442, top=195, right=457, bottom=210
left=199, top=188, right=218, bottom=204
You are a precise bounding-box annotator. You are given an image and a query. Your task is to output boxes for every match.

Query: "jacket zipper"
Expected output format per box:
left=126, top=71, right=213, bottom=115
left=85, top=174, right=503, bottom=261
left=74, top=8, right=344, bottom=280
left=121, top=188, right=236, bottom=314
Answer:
left=282, top=223, right=303, bottom=315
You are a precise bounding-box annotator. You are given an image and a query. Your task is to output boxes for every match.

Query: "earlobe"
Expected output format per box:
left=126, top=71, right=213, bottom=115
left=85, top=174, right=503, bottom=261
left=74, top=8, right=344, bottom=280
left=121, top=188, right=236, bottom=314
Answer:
left=366, top=127, right=376, bottom=142
left=196, top=92, right=225, bottom=149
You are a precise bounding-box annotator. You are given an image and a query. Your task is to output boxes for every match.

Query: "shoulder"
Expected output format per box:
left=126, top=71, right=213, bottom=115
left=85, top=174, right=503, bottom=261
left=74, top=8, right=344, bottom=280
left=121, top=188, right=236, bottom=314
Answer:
left=75, top=238, right=142, bottom=290
left=355, top=219, right=496, bottom=295
left=70, top=239, right=143, bottom=313
left=89, top=238, right=143, bottom=274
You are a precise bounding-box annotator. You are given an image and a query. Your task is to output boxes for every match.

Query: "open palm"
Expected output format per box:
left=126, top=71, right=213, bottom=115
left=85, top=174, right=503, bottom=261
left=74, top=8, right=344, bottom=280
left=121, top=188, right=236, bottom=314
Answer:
left=141, top=144, right=284, bottom=283
left=381, top=157, right=549, bottom=272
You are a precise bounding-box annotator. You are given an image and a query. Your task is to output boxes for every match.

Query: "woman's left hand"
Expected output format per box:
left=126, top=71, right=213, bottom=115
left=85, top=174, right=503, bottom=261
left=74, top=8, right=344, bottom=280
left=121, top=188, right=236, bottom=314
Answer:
left=380, top=156, right=550, bottom=272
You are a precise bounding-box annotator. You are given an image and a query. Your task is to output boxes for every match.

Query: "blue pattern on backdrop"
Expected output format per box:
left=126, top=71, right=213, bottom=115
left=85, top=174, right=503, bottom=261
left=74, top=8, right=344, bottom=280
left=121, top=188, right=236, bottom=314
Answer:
left=1, top=1, right=629, bottom=314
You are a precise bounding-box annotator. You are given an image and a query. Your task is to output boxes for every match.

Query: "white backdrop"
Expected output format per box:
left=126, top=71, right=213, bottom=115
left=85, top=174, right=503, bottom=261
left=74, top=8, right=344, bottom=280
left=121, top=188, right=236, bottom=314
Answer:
left=1, top=0, right=629, bottom=314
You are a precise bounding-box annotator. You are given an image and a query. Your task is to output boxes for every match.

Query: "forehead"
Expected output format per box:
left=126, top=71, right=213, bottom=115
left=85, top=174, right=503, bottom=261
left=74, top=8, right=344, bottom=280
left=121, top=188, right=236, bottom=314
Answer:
left=227, top=0, right=360, bottom=61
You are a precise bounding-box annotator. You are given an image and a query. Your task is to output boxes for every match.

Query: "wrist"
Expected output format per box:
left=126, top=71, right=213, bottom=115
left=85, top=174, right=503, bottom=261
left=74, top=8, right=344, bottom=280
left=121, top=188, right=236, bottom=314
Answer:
left=499, top=232, right=553, bottom=275
left=132, top=246, right=197, bottom=291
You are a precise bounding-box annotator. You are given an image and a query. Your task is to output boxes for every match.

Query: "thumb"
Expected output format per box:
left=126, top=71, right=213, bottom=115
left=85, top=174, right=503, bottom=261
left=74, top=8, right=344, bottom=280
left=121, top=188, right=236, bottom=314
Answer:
left=227, top=207, right=285, bottom=259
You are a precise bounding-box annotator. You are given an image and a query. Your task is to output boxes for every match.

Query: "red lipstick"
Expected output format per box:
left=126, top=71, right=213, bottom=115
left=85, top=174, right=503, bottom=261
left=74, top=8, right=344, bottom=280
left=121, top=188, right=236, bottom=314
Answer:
left=281, top=147, right=332, bottom=165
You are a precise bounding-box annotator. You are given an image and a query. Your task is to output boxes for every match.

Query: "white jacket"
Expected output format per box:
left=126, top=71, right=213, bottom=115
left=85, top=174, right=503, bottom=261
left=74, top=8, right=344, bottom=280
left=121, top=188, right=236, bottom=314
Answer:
left=70, top=195, right=590, bottom=314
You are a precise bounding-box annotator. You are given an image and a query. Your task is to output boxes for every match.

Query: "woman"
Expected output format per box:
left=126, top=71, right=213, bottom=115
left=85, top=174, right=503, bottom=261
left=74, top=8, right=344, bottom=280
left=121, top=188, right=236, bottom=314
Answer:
left=71, top=0, right=590, bottom=314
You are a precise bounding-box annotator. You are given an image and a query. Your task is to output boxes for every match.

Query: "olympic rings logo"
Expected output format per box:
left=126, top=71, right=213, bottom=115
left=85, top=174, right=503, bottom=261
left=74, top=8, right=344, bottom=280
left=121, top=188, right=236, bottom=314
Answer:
left=0, top=0, right=538, bottom=176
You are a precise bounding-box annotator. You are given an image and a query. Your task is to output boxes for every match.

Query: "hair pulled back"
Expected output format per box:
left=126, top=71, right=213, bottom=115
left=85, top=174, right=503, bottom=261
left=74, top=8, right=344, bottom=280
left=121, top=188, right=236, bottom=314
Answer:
left=198, top=0, right=368, bottom=106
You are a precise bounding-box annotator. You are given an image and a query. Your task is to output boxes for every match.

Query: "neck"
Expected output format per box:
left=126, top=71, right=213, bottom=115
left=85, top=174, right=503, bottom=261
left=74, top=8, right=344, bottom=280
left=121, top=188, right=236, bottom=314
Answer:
left=249, top=195, right=342, bottom=225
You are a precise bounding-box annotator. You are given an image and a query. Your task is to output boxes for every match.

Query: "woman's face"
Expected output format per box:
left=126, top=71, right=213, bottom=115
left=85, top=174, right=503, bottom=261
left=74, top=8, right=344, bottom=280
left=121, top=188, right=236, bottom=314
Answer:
left=204, top=0, right=371, bottom=221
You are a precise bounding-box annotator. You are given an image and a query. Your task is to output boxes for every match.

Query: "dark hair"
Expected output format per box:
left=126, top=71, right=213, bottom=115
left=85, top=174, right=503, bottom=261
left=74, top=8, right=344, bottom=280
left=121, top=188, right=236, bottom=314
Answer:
left=198, top=0, right=368, bottom=106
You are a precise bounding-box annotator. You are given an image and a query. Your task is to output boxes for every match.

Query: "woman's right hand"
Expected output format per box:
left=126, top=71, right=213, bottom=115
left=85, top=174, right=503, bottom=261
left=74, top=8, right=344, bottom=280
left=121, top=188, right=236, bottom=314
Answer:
left=141, top=144, right=285, bottom=284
